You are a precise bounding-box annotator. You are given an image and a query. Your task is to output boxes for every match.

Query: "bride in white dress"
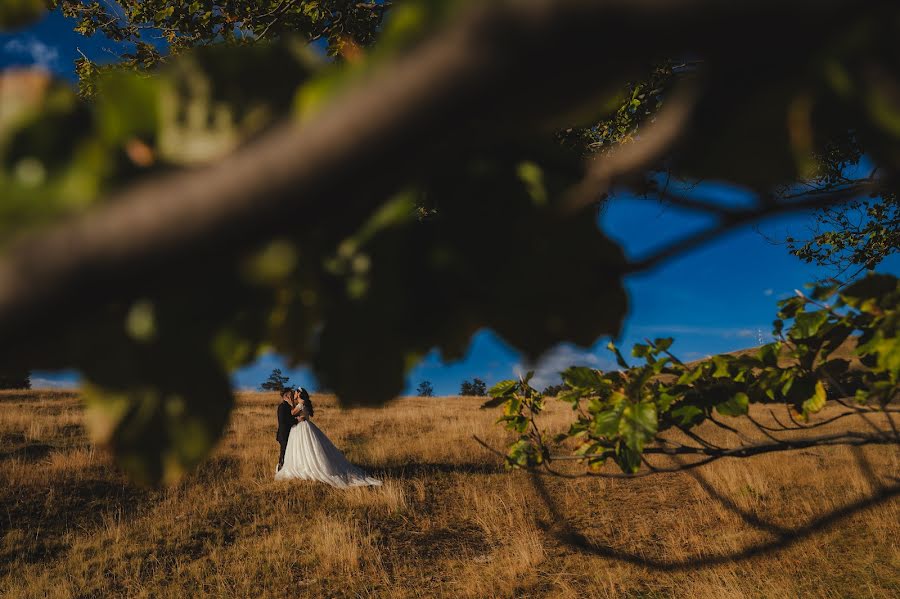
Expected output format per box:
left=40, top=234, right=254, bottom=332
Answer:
left=275, top=388, right=381, bottom=488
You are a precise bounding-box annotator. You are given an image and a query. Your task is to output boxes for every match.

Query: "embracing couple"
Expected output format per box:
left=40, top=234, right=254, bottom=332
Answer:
left=275, top=386, right=381, bottom=488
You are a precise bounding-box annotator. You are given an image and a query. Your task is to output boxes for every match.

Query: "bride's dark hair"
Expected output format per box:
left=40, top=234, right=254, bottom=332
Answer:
left=297, top=387, right=313, bottom=418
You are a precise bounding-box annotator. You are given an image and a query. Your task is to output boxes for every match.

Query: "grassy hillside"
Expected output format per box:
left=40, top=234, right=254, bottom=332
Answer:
left=0, top=389, right=897, bottom=598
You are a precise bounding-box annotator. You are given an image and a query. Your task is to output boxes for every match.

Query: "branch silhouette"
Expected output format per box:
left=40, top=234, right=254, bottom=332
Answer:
left=0, top=0, right=869, bottom=347
left=528, top=467, right=900, bottom=570
left=474, top=430, right=898, bottom=479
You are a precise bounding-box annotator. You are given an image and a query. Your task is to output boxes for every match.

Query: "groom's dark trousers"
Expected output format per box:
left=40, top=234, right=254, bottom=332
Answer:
left=276, top=400, right=296, bottom=471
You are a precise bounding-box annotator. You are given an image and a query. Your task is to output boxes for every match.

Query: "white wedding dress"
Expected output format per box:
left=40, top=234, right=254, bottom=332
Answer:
left=275, top=419, right=382, bottom=488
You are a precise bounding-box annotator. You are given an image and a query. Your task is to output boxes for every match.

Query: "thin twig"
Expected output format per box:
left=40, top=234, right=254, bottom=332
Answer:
left=627, top=184, right=874, bottom=273
left=472, top=430, right=897, bottom=479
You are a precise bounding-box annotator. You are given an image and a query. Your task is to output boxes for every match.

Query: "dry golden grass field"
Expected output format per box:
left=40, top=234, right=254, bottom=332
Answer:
left=0, top=389, right=897, bottom=598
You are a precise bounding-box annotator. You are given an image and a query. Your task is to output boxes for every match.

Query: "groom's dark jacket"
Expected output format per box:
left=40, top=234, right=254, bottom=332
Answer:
left=276, top=401, right=296, bottom=443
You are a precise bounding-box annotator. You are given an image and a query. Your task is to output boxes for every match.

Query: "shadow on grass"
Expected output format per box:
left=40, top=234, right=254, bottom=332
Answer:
left=529, top=460, right=900, bottom=570
left=0, top=454, right=243, bottom=571
left=0, top=478, right=150, bottom=570
left=0, top=441, right=55, bottom=462
left=374, top=461, right=504, bottom=479
left=192, top=454, right=241, bottom=482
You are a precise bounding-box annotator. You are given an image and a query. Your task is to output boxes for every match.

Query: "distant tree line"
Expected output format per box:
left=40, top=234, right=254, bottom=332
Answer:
left=412, top=378, right=490, bottom=397
left=266, top=374, right=489, bottom=397
left=460, top=378, right=487, bottom=397
left=541, top=383, right=571, bottom=397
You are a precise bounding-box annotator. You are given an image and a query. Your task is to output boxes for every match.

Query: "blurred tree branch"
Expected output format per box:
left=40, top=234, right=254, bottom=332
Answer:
left=0, top=0, right=877, bottom=344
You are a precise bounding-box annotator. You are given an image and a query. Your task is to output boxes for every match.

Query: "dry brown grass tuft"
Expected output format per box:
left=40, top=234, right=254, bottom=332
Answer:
left=0, top=390, right=897, bottom=598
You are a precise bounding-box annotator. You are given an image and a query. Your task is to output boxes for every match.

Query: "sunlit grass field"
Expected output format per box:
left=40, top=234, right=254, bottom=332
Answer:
left=0, top=389, right=897, bottom=598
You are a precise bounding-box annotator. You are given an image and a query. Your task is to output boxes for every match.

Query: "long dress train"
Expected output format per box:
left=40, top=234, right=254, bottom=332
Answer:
left=275, top=420, right=382, bottom=488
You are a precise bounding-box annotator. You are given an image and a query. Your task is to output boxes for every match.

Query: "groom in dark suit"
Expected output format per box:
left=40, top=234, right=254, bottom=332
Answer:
left=276, top=387, right=297, bottom=472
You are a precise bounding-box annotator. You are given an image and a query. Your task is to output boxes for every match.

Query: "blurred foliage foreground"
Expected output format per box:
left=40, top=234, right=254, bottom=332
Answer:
left=490, top=274, right=899, bottom=475
left=0, top=1, right=898, bottom=483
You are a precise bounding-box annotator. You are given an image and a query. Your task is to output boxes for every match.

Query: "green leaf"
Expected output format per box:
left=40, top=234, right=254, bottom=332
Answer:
left=671, top=405, right=704, bottom=426
left=592, top=401, right=625, bottom=437
left=802, top=380, right=828, bottom=417
left=677, top=364, right=705, bottom=385
left=562, top=366, right=604, bottom=389
left=781, top=372, right=796, bottom=397
left=613, top=443, right=642, bottom=474
left=772, top=319, right=784, bottom=335
left=499, top=414, right=528, bottom=433
left=858, top=333, right=900, bottom=378
left=712, top=355, right=731, bottom=378
left=631, top=343, right=650, bottom=358
left=757, top=343, right=780, bottom=367
left=557, top=388, right=585, bottom=405
left=715, top=392, right=749, bottom=417
left=778, top=297, right=805, bottom=319
left=783, top=374, right=817, bottom=413
left=842, top=274, right=898, bottom=310
left=488, top=379, right=518, bottom=397
left=503, top=397, right=522, bottom=417
left=790, top=310, right=830, bottom=339
left=657, top=391, right=678, bottom=412
left=516, top=161, right=548, bottom=206
left=506, top=438, right=535, bottom=468
left=654, top=337, right=673, bottom=352
left=575, top=440, right=601, bottom=456
left=619, top=401, right=657, bottom=453
left=608, top=342, right=630, bottom=369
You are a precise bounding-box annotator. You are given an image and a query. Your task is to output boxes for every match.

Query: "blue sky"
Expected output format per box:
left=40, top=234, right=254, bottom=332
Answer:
left=393, top=193, right=898, bottom=393
left=244, top=190, right=898, bottom=394
left=0, top=10, right=127, bottom=78
left=7, top=10, right=898, bottom=393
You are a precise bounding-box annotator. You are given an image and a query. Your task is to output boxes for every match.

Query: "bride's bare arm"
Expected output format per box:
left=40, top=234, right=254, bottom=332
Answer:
left=291, top=401, right=309, bottom=420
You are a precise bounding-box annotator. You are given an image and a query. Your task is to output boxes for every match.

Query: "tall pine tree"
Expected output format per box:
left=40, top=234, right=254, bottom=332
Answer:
left=260, top=369, right=290, bottom=392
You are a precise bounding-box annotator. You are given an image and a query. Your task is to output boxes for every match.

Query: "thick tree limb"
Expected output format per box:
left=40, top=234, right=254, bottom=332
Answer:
left=0, top=0, right=863, bottom=344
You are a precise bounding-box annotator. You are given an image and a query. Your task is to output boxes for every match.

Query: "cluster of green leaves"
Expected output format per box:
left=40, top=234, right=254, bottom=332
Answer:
left=51, top=0, right=388, bottom=97
left=557, top=63, right=674, bottom=157
left=787, top=193, right=899, bottom=276
left=55, top=0, right=388, bottom=59
left=489, top=273, right=899, bottom=474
